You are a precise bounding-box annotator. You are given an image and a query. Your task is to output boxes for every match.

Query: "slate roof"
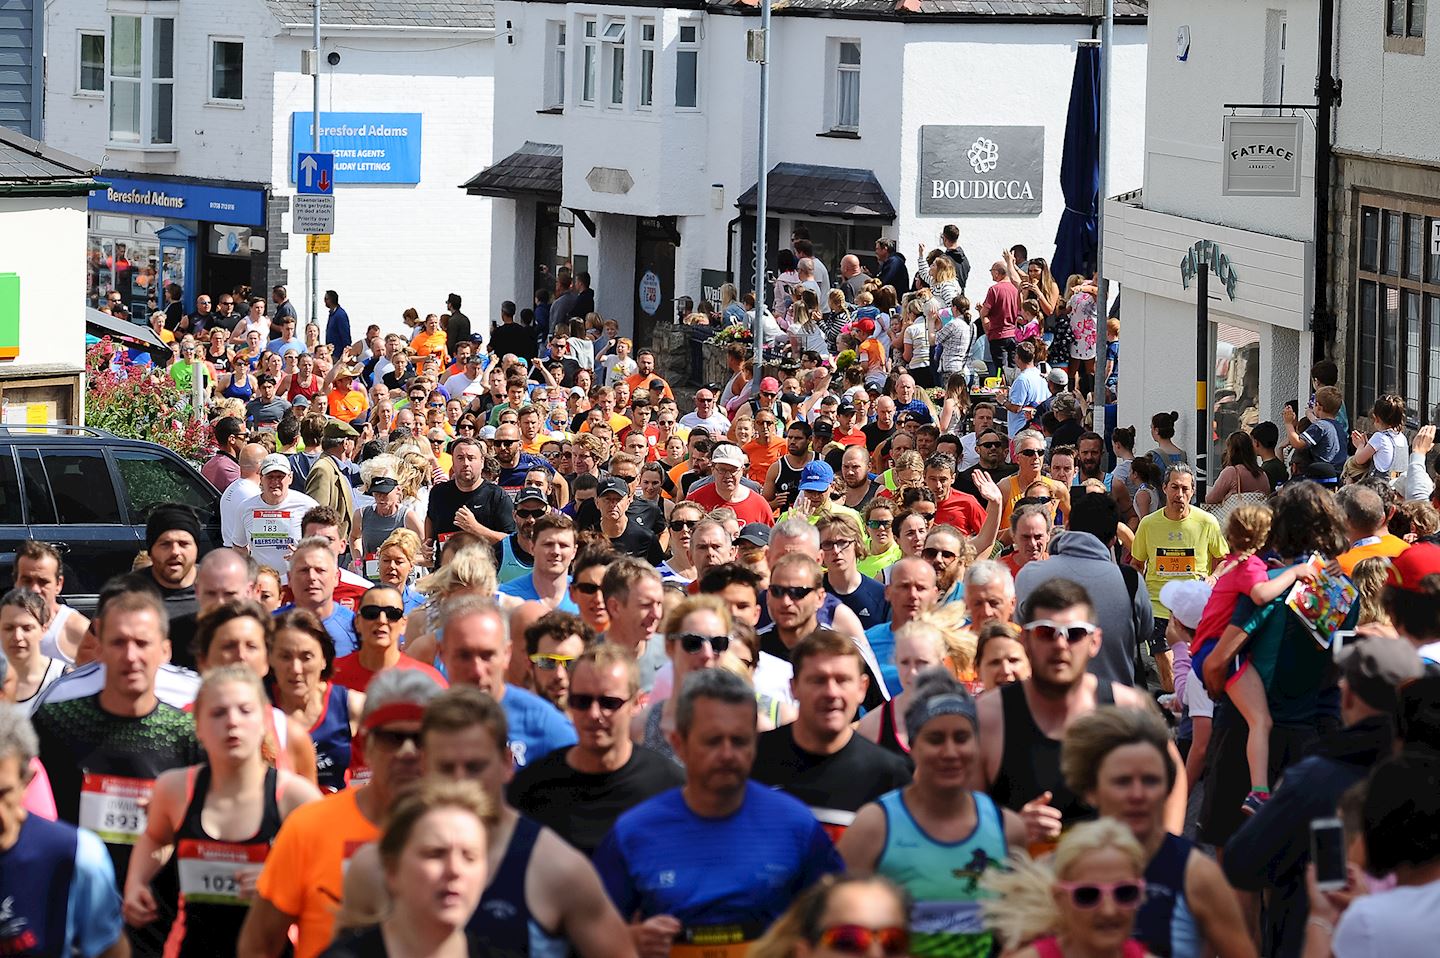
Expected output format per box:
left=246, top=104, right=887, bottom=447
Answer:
left=461, top=142, right=562, bottom=198
left=736, top=163, right=896, bottom=220
left=0, top=128, right=101, bottom=192
left=263, top=0, right=495, bottom=30
left=725, top=0, right=1146, bottom=16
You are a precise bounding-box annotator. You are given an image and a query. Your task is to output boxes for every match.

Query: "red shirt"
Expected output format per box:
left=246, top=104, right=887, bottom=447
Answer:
left=686, top=483, right=776, bottom=526
left=934, top=489, right=986, bottom=536
left=832, top=428, right=867, bottom=447
left=331, top=651, right=448, bottom=693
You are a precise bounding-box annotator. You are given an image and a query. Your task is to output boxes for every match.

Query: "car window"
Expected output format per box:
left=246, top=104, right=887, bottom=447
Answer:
left=0, top=450, right=21, bottom=525
left=38, top=450, right=122, bottom=525
left=113, top=448, right=214, bottom=521
left=18, top=449, right=56, bottom=525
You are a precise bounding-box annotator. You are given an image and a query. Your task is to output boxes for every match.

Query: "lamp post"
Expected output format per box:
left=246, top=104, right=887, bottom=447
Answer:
left=311, top=0, right=321, bottom=332
left=748, top=0, right=771, bottom=384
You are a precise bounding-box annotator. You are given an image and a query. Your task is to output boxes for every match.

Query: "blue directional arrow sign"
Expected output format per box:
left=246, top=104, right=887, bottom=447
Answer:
left=296, top=152, right=334, bottom=195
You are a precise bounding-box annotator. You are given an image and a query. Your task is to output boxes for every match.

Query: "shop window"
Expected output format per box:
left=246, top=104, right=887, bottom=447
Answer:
left=581, top=20, right=598, bottom=105
left=639, top=21, right=655, bottom=109
left=544, top=21, right=566, bottom=109
left=1354, top=198, right=1440, bottom=422
left=108, top=15, right=173, bottom=146
left=676, top=22, right=700, bottom=109
left=78, top=31, right=105, bottom=94
left=828, top=39, right=861, bottom=133
left=210, top=38, right=244, bottom=102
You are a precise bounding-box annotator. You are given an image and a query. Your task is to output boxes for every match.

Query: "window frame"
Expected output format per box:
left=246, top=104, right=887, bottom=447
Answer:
left=208, top=36, right=245, bottom=105
left=77, top=29, right=106, bottom=96
left=601, top=18, right=626, bottom=109
left=829, top=38, right=862, bottom=133
left=580, top=19, right=599, bottom=106
left=1385, top=0, right=1425, bottom=53
left=638, top=20, right=656, bottom=111
left=675, top=20, right=701, bottom=110
left=107, top=14, right=175, bottom=148
left=543, top=21, right=567, bottom=110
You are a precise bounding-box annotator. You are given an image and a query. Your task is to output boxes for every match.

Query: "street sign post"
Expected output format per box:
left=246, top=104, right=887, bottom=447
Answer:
left=306, top=234, right=331, bottom=254
left=294, top=195, right=334, bottom=234
left=297, top=152, right=334, bottom=194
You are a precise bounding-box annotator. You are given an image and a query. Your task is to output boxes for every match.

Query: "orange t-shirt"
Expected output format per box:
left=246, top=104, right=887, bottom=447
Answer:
left=627, top=371, right=674, bottom=400
left=859, top=338, right=885, bottom=373
left=743, top=437, right=788, bottom=485
left=255, top=787, right=380, bottom=958
left=411, top=329, right=448, bottom=362
left=1000, top=473, right=1069, bottom=527
left=327, top=388, right=368, bottom=423
left=1338, top=534, right=1409, bottom=575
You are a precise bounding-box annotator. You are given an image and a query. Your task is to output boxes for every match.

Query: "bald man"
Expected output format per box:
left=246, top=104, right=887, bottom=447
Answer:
left=220, top=443, right=267, bottom=547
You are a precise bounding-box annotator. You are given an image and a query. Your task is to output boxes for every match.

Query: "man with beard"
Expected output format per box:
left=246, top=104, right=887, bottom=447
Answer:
left=977, top=578, right=1185, bottom=852
left=425, top=437, right=516, bottom=545
left=837, top=444, right=880, bottom=510
left=123, top=506, right=201, bottom=636
left=523, top=611, right=594, bottom=710
left=1076, top=430, right=1133, bottom=519
left=494, top=487, right=545, bottom=585
left=494, top=422, right=564, bottom=500
left=762, top=421, right=814, bottom=513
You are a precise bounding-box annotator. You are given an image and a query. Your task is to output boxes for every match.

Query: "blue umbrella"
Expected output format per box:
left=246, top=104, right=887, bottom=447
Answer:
left=1052, top=44, right=1101, bottom=285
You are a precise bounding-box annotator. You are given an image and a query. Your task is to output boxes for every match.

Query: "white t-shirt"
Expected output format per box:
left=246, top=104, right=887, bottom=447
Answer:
left=679, top=410, right=732, bottom=434
left=235, top=488, right=321, bottom=571
left=220, top=477, right=261, bottom=548
left=1368, top=429, right=1409, bottom=473
left=1184, top=665, right=1214, bottom=719
left=959, top=433, right=980, bottom=470
left=1334, top=879, right=1440, bottom=957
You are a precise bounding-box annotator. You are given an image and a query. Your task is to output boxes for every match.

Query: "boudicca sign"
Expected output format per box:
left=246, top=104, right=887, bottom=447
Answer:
left=1221, top=116, right=1303, bottom=197
left=918, top=125, right=1045, bottom=215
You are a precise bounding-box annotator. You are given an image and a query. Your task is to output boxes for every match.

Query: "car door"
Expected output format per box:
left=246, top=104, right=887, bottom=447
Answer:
left=20, top=445, right=140, bottom=593
left=109, top=445, right=223, bottom=557
left=0, top=447, right=31, bottom=588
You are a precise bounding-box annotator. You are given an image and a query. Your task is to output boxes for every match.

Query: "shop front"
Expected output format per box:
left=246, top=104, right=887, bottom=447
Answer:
left=87, top=172, right=269, bottom=316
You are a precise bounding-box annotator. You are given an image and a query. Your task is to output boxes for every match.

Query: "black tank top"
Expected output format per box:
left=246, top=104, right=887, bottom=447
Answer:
left=876, top=699, right=913, bottom=770
left=467, top=816, right=566, bottom=958
left=773, top=457, right=806, bottom=509
left=989, top=680, right=1114, bottom=826
left=171, top=764, right=283, bottom=958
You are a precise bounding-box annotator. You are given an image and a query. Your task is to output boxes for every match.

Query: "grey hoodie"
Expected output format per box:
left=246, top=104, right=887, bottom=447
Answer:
left=1014, top=530, right=1154, bottom=688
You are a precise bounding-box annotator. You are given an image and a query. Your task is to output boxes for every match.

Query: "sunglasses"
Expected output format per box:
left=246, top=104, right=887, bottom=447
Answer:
left=673, top=632, right=731, bottom=654
left=1056, top=880, right=1146, bottom=910
left=369, top=727, right=422, bottom=750
left=866, top=518, right=892, bottom=529
left=516, top=508, right=548, bottom=519
left=1017, top=448, right=1044, bottom=458
left=495, top=439, right=521, bottom=447
left=529, top=653, right=576, bottom=671
left=769, top=584, right=816, bottom=602
left=359, top=605, right=404, bottom=621
left=922, top=547, right=959, bottom=561
left=572, top=581, right=603, bottom=595
left=820, top=538, right=856, bottom=552
left=978, top=441, right=1006, bottom=450
left=813, top=926, right=910, bottom=958
left=567, top=693, right=630, bottom=713
left=669, top=519, right=698, bottom=531
left=1025, top=619, right=1099, bottom=645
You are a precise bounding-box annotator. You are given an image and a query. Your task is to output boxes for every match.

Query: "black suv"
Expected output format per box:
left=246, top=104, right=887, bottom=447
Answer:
left=0, top=425, right=221, bottom=594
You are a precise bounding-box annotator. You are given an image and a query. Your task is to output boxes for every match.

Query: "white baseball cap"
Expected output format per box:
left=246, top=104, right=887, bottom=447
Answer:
left=710, top=443, right=746, bottom=469
left=259, top=453, right=292, bottom=476
left=1159, top=580, right=1212, bottom=631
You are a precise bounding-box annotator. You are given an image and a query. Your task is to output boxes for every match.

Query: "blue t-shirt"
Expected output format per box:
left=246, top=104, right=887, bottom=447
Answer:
left=274, top=603, right=357, bottom=657
left=1301, top=418, right=1346, bottom=469
left=502, top=683, right=577, bottom=768
left=863, top=622, right=903, bottom=697
left=497, top=574, right=581, bottom=614
left=827, top=575, right=890, bottom=636
left=1007, top=367, right=1047, bottom=437
left=594, top=781, right=842, bottom=931
left=0, top=813, right=124, bottom=958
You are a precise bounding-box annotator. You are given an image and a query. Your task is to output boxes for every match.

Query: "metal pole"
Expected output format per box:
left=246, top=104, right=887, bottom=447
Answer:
left=1312, top=0, right=1336, bottom=362
left=1196, top=262, right=1209, bottom=500
left=1096, top=0, right=1112, bottom=316
left=310, top=0, right=321, bottom=333
left=751, top=0, right=770, bottom=385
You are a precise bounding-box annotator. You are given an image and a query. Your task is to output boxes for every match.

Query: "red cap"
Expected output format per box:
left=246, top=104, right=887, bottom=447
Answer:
left=858, top=319, right=876, bottom=336
left=760, top=377, right=780, bottom=393
left=1386, top=542, right=1439, bottom=591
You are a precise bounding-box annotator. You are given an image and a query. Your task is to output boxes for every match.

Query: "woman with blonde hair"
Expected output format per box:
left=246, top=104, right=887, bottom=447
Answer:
left=925, top=254, right=961, bottom=307
left=720, top=282, right=749, bottom=326
left=401, top=545, right=500, bottom=669
left=749, top=875, right=912, bottom=958
left=631, top=595, right=734, bottom=764
left=787, top=288, right=829, bottom=358
left=1351, top=556, right=1393, bottom=627
left=856, top=617, right=950, bottom=759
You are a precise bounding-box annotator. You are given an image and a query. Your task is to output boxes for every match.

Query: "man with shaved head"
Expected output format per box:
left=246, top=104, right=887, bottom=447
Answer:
left=168, top=548, right=259, bottom=669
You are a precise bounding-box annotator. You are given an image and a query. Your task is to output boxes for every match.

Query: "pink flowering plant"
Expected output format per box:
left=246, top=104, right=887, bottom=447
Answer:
left=86, top=340, right=214, bottom=462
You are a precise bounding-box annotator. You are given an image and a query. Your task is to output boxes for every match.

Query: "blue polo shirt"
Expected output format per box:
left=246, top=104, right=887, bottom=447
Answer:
left=274, top=602, right=357, bottom=657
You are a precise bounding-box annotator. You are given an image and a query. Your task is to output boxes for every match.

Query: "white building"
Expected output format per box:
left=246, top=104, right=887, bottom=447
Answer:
left=474, top=0, right=1147, bottom=347
left=1331, top=1, right=1440, bottom=425
left=1104, top=0, right=1318, bottom=470
left=0, top=129, right=101, bottom=422
left=43, top=0, right=495, bottom=332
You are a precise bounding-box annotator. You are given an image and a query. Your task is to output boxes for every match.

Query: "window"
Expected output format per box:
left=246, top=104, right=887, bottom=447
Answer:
left=18, top=450, right=56, bottom=525
left=1353, top=198, right=1440, bottom=422
left=639, top=21, right=656, bottom=109
left=544, top=21, right=566, bottom=109
left=114, top=450, right=214, bottom=520
left=581, top=20, right=598, bottom=105
left=1387, top=0, right=1425, bottom=37
left=210, top=39, right=243, bottom=101
left=1263, top=12, right=1286, bottom=111
left=39, top=451, right=122, bottom=525
left=602, top=20, right=625, bottom=108
left=108, top=15, right=173, bottom=146
left=78, top=31, right=105, bottom=94
left=0, top=451, right=23, bottom=527
left=831, top=40, right=861, bottom=131
left=676, top=22, right=700, bottom=109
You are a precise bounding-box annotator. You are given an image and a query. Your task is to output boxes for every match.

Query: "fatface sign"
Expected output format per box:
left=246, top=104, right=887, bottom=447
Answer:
left=1179, top=240, right=1239, bottom=301
left=919, top=126, right=1045, bottom=215
left=1221, top=116, right=1303, bottom=197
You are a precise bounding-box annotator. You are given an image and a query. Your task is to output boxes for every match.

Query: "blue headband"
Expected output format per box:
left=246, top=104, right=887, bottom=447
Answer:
left=908, top=691, right=977, bottom=734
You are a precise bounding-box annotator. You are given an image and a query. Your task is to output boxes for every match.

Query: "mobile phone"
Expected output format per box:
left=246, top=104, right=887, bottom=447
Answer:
left=1311, top=817, right=1348, bottom=891
left=1332, top=630, right=1357, bottom=658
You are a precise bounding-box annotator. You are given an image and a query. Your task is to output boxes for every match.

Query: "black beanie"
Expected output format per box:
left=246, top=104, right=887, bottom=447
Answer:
left=146, top=504, right=201, bottom=550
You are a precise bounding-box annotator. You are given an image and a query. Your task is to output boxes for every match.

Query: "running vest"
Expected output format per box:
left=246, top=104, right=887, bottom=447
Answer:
left=0, top=814, right=78, bottom=957
left=308, top=683, right=353, bottom=792
left=15, top=657, right=66, bottom=716
left=989, top=680, right=1114, bottom=827
left=39, top=605, right=76, bottom=664
left=874, top=790, right=1008, bottom=958
left=168, top=764, right=283, bottom=958
left=875, top=699, right=912, bottom=765
left=1134, top=833, right=1202, bottom=958
left=467, top=816, right=567, bottom=958
left=496, top=535, right=535, bottom=586
left=772, top=457, right=806, bottom=509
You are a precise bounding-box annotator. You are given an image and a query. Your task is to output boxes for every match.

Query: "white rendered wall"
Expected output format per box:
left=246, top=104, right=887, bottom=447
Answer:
left=0, top=197, right=89, bottom=371
left=1334, top=3, right=1440, bottom=162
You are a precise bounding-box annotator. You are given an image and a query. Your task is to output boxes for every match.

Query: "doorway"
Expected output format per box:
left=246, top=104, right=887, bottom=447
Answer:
left=633, top=217, right=678, bottom=350
left=201, top=253, right=254, bottom=305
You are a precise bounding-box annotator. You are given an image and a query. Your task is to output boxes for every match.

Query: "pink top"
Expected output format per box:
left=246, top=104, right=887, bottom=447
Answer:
left=22, top=757, right=56, bottom=819
left=1193, top=553, right=1270, bottom=650
left=1032, top=936, right=1148, bottom=958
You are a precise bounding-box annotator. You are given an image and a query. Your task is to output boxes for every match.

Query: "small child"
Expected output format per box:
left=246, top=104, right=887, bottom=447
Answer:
left=1189, top=503, right=1319, bottom=815
left=1349, top=393, right=1409, bottom=478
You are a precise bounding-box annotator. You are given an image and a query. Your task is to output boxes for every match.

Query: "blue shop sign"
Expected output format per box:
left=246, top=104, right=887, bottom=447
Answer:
left=291, top=112, right=422, bottom=185
left=89, top=174, right=266, bottom=227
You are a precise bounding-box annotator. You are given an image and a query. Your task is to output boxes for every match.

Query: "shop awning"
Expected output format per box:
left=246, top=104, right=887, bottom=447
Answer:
left=461, top=142, right=561, bottom=200
left=85, top=308, right=168, bottom=351
left=736, top=163, right=896, bottom=221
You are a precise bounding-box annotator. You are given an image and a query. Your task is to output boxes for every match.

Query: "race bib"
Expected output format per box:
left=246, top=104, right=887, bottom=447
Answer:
left=250, top=509, right=296, bottom=550
left=363, top=553, right=380, bottom=579
left=1154, top=548, right=1197, bottom=578
left=177, top=840, right=267, bottom=905
left=671, top=924, right=756, bottom=958
left=910, top=900, right=986, bottom=936
left=79, top=774, right=153, bottom=845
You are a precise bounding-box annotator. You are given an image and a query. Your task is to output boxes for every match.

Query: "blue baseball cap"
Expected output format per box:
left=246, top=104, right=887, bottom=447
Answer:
left=798, top=461, right=835, bottom=492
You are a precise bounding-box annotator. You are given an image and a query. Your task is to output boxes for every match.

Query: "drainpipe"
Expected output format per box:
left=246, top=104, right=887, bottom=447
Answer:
left=1312, top=0, right=1338, bottom=363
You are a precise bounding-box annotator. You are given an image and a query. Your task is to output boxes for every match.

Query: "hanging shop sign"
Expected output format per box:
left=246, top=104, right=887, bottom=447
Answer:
left=1221, top=116, right=1303, bottom=197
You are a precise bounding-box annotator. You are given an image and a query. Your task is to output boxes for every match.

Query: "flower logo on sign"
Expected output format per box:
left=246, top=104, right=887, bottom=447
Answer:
left=967, top=137, right=1000, bottom=174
